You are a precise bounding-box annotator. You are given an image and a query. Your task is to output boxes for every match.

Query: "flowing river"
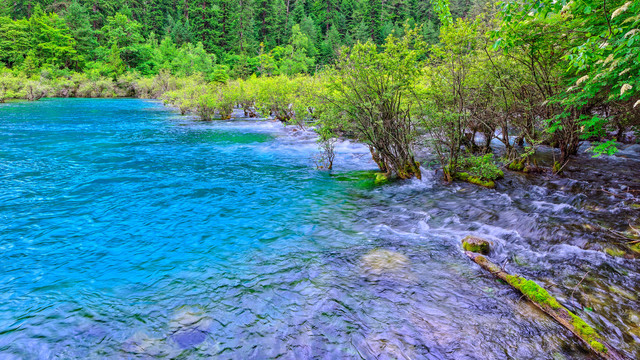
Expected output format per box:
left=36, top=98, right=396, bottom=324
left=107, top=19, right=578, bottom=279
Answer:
left=0, top=98, right=638, bottom=359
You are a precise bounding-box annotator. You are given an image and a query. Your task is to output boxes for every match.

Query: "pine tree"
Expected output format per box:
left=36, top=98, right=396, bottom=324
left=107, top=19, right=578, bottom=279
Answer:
left=232, top=0, right=256, bottom=54
left=265, top=0, right=288, bottom=47
left=189, top=0, right=221, bottom=54
left=63, top=1, right=97, bottom=61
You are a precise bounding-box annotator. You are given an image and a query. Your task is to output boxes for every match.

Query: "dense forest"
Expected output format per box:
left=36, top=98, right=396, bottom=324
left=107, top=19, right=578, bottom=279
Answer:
left=0, top=0, right=473, bottom=76
left=0, top=0, right=639, bottom=185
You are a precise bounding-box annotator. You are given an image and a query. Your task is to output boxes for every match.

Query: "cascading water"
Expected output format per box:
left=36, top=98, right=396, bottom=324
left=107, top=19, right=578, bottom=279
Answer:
left=0, top=98, right=638, bottom=359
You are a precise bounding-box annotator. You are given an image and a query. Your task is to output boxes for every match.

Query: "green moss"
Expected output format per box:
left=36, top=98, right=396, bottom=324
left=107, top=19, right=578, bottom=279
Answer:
left=552, top=161, right=562, bottom=174
left=374, top=172, right=389, bottom=185
left=462, top=236, right=490, bottom=254
left=474, top=255, right=502, bottom=273
left=571, top=314, right=597, bottom=337
left=570, top=314, right=606, bottom=352
left=478, top=263, right=611, bottom=355
left=506, top=275, right=561, bottom=309
left=332, top=170, right=391, bottom=189
left=468, top=176, right=495, bottom=188
left=462, top=241, right=488, bottom=253
left=604, top=247, right=626, bottom=257
left=508, top=159, right=525, bottom=171
left=590, top=340, right=606, bottom=353
left=454, top=172, right=496, bottom=188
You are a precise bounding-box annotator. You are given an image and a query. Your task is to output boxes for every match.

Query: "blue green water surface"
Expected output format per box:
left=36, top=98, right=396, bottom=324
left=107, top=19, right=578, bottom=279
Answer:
left=1, top=99, right=638, bottom=359
left=0, top=99, right=374, bottom=358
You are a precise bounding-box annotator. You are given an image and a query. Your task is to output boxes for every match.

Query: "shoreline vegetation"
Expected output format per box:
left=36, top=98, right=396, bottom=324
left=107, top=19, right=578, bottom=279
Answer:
left=1, top=0, right=638, bottom=186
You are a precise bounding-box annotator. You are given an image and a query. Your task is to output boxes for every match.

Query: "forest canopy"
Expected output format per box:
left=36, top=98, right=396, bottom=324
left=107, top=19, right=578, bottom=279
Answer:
left=0, top=0, right=472, bottom=77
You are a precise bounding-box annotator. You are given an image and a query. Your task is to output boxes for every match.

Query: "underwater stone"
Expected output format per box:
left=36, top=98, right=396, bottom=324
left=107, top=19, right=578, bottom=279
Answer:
left=172, top=328, right=208, bottom=349
left=168, top=306, right=213, bottom=348
left=608, top=286, right=638, bottom=301
left=360, top=249, right=410, bottom=277
left=122, top=331, right=175, bottom=357
left=462, top=236, right=490, bottom=254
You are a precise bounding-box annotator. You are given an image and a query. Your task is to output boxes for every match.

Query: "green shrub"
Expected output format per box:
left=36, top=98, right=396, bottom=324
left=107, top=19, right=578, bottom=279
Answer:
left=459, top=154, right=503, bottom=181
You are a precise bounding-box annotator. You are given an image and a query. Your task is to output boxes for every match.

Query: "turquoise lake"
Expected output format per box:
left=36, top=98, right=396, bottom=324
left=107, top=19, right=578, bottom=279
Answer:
left=1, top=99, right=638, bottom=359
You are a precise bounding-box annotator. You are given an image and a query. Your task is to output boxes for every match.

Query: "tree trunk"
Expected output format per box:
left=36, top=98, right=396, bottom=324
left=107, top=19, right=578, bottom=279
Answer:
left=465, top=251, right=629, bottom=360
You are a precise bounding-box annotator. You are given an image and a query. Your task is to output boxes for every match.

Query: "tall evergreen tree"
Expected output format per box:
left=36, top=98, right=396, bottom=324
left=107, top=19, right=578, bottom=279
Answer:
left=232, top=0, right=256, bottom=54
left=63, top=1, right=97, bottom=60
left=189, top=0, right=221, bottom=54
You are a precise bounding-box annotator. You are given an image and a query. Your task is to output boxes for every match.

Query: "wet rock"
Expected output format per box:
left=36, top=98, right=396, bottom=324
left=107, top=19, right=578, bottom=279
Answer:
left=359, top=249, right=411, bottom=281
left=628, top=311, right=640, bottom=326
left=621, top=144, right=640, bottom=154
left=552, top=352, right=567, bottom=360
left=122, top=331, right=176, bottom=357
left=462, top=235, right=490, bottom=254
left=168, top=306, right=213, bottom=349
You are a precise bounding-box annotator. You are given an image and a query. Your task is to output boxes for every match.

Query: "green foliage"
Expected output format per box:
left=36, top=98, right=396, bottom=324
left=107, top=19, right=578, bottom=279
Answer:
left=0, top=17, right=30, bottom=68
left=29, top=6, right=80, bottom=69
left=459, top=154, right=503, bottom=181
left=0, top=0, right=473, bottom=75
left=316, top=26, right=426, bottom=179
left=252, top=75, right=305, bottom=123
left=421, top=18, right=480, bottom=181
left=431, top=0, right=452, bottom=26
left=500, top=0, right=640, bottom=157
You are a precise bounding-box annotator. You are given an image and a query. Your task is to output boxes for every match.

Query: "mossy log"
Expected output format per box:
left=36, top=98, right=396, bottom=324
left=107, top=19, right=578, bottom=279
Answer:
left=465, top=251, right=629, bottom=360
left=454, top=172, right=496, bottom=188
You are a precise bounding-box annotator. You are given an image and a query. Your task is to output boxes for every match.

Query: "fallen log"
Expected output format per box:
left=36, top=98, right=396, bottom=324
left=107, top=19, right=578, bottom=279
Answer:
left=465, top=251, right=629, bottom=360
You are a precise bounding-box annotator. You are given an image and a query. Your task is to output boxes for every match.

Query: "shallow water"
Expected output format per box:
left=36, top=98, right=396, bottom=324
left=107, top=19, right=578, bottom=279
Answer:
left=0, top=98, right=638, bottom=359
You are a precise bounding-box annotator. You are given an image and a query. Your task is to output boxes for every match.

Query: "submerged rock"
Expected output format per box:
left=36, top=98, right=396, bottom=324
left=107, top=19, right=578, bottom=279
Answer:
left=608, top=285, right=637, bottom=301
left=168, top=306, right=213, bottom=349
left=362, top=332, right=420, bottom=359
left=333, top=170, right=392, bottom=189
left=462, top=235, right=490, bottom=254
left=359, top=249, right=411, bottom=281
left=122, top=331, right=176, bottom=357
left=628, top=311, right=640, bottom=326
